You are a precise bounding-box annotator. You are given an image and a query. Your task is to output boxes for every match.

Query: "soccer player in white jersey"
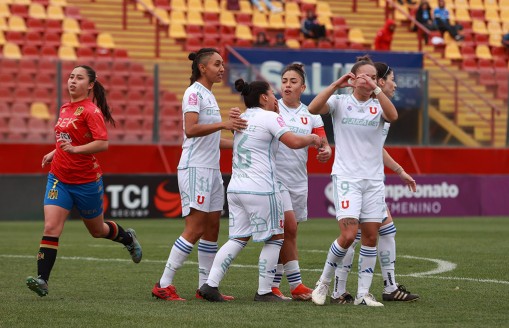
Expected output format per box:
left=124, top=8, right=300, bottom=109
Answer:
left=199, top=78, right=321, bottom=302
left=331, top=62, right=419, bottom=304
left=271, top=63, right=332, bottom=301
left=308, top=55, right=398, bottom=307
left=152, top=48, right=247, bottom=301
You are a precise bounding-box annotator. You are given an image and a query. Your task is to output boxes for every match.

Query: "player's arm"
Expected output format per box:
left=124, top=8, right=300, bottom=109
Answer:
left=279, top=132, right=321, bottom=149
left=383, top=148, right=416, bottom=192
left=41, top=149, right=57, bottom=168
left=58, top=140, right=108, bottom=155
left=183, top=112, right=235, bottom=138
left=376, top=90, right=398, bottom=123
left=220, top=137, right=234, bottom=149
left=308, top=72, right=354, bottom=115
left=312, top=126, right=332, bottom=163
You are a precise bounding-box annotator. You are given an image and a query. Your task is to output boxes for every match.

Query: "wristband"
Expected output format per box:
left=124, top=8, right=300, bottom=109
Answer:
left=373, top=86, right=382, bottom=96
left=394, top=166, right=404, bottom=174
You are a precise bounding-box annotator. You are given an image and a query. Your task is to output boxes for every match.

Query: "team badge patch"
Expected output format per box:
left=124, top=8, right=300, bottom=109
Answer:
left=277, top=115, right=286, bottom=127
left=189, top=93, right=198, bottom=105
left=74, top=106, right=85, bottom=116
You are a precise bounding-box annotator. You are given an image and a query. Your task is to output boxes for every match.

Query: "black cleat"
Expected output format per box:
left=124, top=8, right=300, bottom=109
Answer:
left=199, top=283, right=225, bottom=302
left=254, top=292, right=292, bottom=302
left=382, top=284, right=420, bottom=302
left=330, top=292, right=354, bottom=304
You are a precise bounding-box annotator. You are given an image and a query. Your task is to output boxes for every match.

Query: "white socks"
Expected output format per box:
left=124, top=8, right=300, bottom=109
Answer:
left=271, top=264, right=284, bottom=288
left=160, top=236, right=193, bottom=288
left=206, top=239, right=247, bottom=287
left=197, top=239, right=218, bottom=289
left=320, top=240, right=347, bottom=284
left=258, top=240, right=284, bottom=295
left=357, top=245, right=377, bottom=298
left=378, top=223, right=397, bottom=293
left=284, top=260, right=303, bottom=290
left=332, top=230, right=360, bottom=298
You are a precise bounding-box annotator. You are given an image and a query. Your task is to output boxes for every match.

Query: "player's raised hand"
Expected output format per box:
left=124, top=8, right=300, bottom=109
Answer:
left=333, top=72, right=356, bottom=89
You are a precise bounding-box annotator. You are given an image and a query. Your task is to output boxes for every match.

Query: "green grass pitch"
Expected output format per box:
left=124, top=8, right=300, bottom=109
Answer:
left=0, top=217, right=508, bottom=327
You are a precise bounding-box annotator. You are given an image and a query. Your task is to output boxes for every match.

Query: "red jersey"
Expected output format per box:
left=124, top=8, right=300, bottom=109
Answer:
left=50, top=98, right=108, bottom=184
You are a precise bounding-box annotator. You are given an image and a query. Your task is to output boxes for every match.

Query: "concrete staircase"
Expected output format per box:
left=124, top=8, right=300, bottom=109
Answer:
left=324, top=0, right=506, bottom=146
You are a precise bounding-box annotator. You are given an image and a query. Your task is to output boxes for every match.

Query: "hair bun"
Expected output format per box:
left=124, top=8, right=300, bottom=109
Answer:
left=188, top=52, right=197, bottom=61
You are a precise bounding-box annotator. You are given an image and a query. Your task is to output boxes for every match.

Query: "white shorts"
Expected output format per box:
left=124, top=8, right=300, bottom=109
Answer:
left=227, top=192, right=284, bottom=242
left=178, top=167, right=224, bottom=217
left=332, top=175, right=385, bottom=223
left=279, top=182, right=308, bottom=222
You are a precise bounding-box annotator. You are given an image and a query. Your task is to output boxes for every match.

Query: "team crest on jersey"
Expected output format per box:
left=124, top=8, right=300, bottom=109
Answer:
left=300, top=117, right=308, bottom=125
left=74, top=106, right=85, bottom=116
left=276, top=115, right=286, bottom=127
left=197, top=195, right=205, bottom=204
left=189, top=93, right=198, bottom=105
left=369, top=106, right=378, bottom=114
left=341, top=200, right=349, bottom=209
left=47, top=189, right=58, bottom=200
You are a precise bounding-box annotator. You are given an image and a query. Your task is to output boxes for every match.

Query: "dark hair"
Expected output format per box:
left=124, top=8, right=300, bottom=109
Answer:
left=234, top=78, right=270, bottom=108
left=350, top=55, right=375, bottom=75
left=188, top=48, right=220, bottom=85
left=374, top=62, right=393, bottom=80
left=281, top=63, right=306, bottom=84
left=75, top=65, right=115, bottom=126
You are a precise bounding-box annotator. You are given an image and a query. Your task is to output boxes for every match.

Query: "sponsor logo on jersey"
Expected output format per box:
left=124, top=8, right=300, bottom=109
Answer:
left=189, top=93, right=198, bottom=105
left=347, top=105, right=353, bottom=111
left=276, top=115, right=286, bottom=127
left=74, top=106, right=85, bottom=116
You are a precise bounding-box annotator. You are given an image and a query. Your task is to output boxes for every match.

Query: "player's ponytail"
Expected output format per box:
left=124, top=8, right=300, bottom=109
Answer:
left=76, top=65, right=115, bottom=127
left=351, top=54, right=375, bottom=75
left=234, top=78, right=270, bottom=109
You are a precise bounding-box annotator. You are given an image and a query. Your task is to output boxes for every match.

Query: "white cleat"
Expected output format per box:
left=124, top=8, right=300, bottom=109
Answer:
left=311, top=281, right=329, bottom=305
left=354, top=293, right=384, bottom=307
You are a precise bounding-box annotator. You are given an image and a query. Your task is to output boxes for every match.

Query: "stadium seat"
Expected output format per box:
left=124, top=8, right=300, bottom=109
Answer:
left=8, top=116, right=29, bottom=140
left=30, top=102, right=51, bottom=120
left=185, top=24, right=203, bottom=39
left=61, top=32, right=80, bottom=48
left=474, top=33, right=489, bottom=45
left=169, top=23, right=186, bottom=39
left=235, top=24, right=253, bottom=41
left=40, top=45, right=58, bottom=58
left=185, top=37, right=202, bottom=51
left=8, top=16, right=27, bottom=32
left=286, top=39, right=300, bottom=49
left=444, top=42, right=462, bottom=60
left=454, top=7, right=471, bottom=22
left=97, top=32, right=115, bottom=49
left=24, top=30, right=43, bottom=48
left=220, top=11, right=236, bottom=27
left=348, top=28, right=366, bottom=45
left=203, top=0, right=220, bottom=13
left=251, top=11, right=269, bottom=29
left=76, top=47, right=95, bottom=59
left=5, top=31, right=24, bottom=46
left=16, top=72, right=35, bottom=90
left=50, top=0, right=68, bottom=6
left=10, top=4, right=28, bottom=18
left=188, top=0, right=203, bottom=12
left=203, top=24, right=220, bottom=40
left=268, top=12, right=285, bottom=29
left=0, top=4, right=9, bottom=19
left=334, top=38, right=348, bottom=49
left=285, top=14, right=301, bottom=29
left=79, top=33, right=97, bottom=49
left=80, top=19, right=98, bottom=36
left=46, top=5, right=64, bottom=20
left=58, top=46, right=77, bottom=61
left=63, top=18, right=80, bottom=34
left=203, top=12, right=219, bottom=26
left=28, top=3, right=46, bottom=19
left=475, top=45, right=493, bottom=60
left=318, top=39, right=332, bottom=48
left=472, top=20, right=488, bottom=35
left=316, top=1, right=332, bottom=17
left=171, top=0, right=188, bottom=11
left=484, top=0, right=498, bottom=10
left=460, top=44, right=475, bottom=59
left=11, top=103, right=31, bottom=119
left=3, top=42, right=21, bottom=59
left=27, top=117, right=52, bottom=142
left=301, top=38, right=316, bottom=48
left=187, top=11, right=204, bottom=25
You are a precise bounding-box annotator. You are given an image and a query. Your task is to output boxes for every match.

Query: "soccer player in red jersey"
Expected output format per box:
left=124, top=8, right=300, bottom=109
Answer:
left=26, top=65, right=142, bottom=297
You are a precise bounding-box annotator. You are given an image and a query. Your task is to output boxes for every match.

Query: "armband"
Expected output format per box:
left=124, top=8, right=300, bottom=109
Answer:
left=373, top=87, right=382, bottom=96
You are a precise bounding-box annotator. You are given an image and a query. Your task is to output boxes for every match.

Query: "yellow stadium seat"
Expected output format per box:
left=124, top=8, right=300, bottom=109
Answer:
left=444, top=0, right=455, bottom=9
left=188, top=0, right=204, bottom=12
left=239, top=0, right=253, bottom=14
left=97, top=32, right=115, bottom=48
left=171, top=0, right=187, bottom=11
left=187, top=11, right=204, bottom=25
left=301, top=0, right=317, bottom=4
left=136, top=0, right=154, bottom=12
left=50, top=0, right=67, bottom=6
left=427, top=0, right=438, bottom=8
left=169, top=23, right=186, bottom=39
left=284, top=2, right=300, bottom=17
left=170, top=10, right=186, bottom=25
left=454, top=7, right=471, bottom=22
left=58, top=46, right=77, bottom=61
left=0, top=3, right=10, bottom=18
left=444, top=42, right=462, bottom=60
left=235, top=24, right=253, bottom=40
left=469, top=0, right=484, bottom=10
left=453, top=0, right=468, bottom=9
left=61, top=32, right=79, bottom=48
left=286, top=39, right=300, bottom=49
left=204, top=0, right=221, bottom=13
left=251, top=11, right=269, bottom=28
left=28, top=3, right=46, bottom=19
left=285, top=14, right=301, bottom=29
left=487, top=21, right=501, bottom=34
left=503, top=21, right=509, bottom=33
left=484, top=0, right=499, bottom=10
left=8, top=16, right=26, bottom=32
left=220, top=10, right=236, bottom=27
left=499, top=0, right=509, bottom=9
left=443, top=32, right=456, bottom=44
left=316, top=2, right=332, bottom=17
left=472, top=19, right=488, bottom=34
left=0, top=30, right=5, bottom=46
left=154, top=8, right=170, bottom=25
left=30, top=102, right=51, bottom=120
left=63, top=18, right=80, bottom=33
left=318, top=14, right=332, bottom=30
left=500, top=9, right=509, bottom=24
left=484, top=8, right=501, bottom=23
left=268, top=12, right=285, bottom=29
left=13, top=0, right=30, bottom=5
left=395, top=5, right=410, bottom=21
left=348, top=28, right=366, bottom=44
left=0, top=18, right=6, bottom=31
left=3, top=42, right=21, bottom=59
left=46, top=5, right=64, bottom=20
left=475, top=45, right=492, bottom=60
left=488, top=32, right=502, bottom=47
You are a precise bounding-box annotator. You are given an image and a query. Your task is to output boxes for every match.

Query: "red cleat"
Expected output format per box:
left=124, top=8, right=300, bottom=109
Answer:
left=152, top=283, right=185, bottom=301
left=271, top=287, right=292, bottom=300
left=290, top=283, right=314, bottom=301
left=196, top=289, right=235, bottom=301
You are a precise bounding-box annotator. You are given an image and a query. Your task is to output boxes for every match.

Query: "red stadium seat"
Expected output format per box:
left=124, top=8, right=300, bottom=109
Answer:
left=461, top=57, right=477, bottom=72
left=27, top=18, right=45, bottom=33
left=77, top=47, right=95, bottom=59
left=113, top=48, right=129, bottom=61
left=108, top=75, right=128, bottom=93
left=43, top=32, right=62, bottom=48
left=186, top=24, right=203, bottom=39
left=301, top=39, right=316, bottom=49
left=10, top=4, right=28, bottom=18
left=45, top=19, right=62, bottom=34
left=203, top=12, right=219, bottom=27
left=8, top=117, right=29, bottom=141
left=16, top=72, right=35, bottom=90
left=80, top=19, right=98, bottom=36
left=64, top=6, right=81, bottom=19
left=128, top=75, right=147, bottom=94
left=6, top=31, right=24, bottom=46
left=10, top=103, right=31, bottom=119
left=203, top=25, right=220, bottom=41
left=460, top=45, right=476, bottom=59
left=185, top=36, right=202, bottom=51
left=40, top=45, right=58, bottom=57
left=79, top=33, right=97, bottom=49
left=318, top=39, right=332, bottom=48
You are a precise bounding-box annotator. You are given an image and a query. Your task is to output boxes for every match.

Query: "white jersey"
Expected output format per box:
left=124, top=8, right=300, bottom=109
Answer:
left=327, top=94, right=385, bottom=180
left=228, top=107, right=290, bottom=194
left=275, top=99, right=324, bottom=189
left=178, top=82, right=222, bottom=169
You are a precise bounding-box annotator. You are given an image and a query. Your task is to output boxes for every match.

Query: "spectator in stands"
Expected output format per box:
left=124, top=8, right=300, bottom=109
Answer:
left=374, top=19, right=396, bottom=51
left=26, top=65, right=142, bottom=298
left=151, top=48, right=247, bottom=302
left=301, top=10, right=326, bottom=40
left=274, top=33, right=288, bottom=48
left=503, top=33, right=509, bottom=50
left=253, top=31, right=270, bottom=47
left=251, top=0, right=282, bottom=13
left=434, top=0, right=463, bottom=41
left=415, top=1, right=436, bottom=43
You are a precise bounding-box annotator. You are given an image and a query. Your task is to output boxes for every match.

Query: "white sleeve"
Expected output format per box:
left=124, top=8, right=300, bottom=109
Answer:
left=266, top=112, right=290, bottom=139
left=326, top=94, right=339, bottom=115
left=311, top=114, right=324, bottom=129
left=182, top=88, right=200, bottom=114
